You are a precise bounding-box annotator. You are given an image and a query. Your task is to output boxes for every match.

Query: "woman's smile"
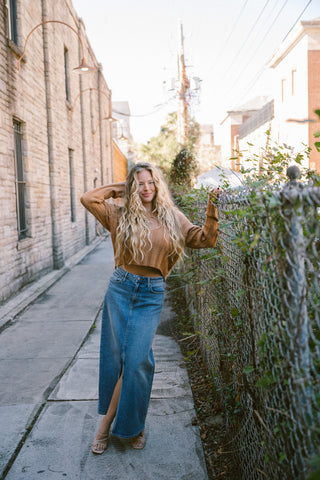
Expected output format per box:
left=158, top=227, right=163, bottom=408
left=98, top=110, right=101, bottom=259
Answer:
left=137, top=170, right=156, bottom=205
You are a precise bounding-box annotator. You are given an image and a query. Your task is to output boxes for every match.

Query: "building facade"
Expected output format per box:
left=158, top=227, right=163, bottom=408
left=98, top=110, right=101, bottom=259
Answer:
left=268, top=19, right=320, bottom=172
left=195, top=124, right=222, bottom=174
left=219, top=96, right=271, bottom=171
left=112, top=100, right=135, bottom=172
left=0, top=0, right=114, bottom=303
left=238, top=100, right=274, bottom=172
left=222, top=19, right=320, bottom=174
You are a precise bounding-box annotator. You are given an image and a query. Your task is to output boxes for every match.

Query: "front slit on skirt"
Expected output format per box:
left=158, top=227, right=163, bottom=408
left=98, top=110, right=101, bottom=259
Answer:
left=98, top=267, right=165, bottom=438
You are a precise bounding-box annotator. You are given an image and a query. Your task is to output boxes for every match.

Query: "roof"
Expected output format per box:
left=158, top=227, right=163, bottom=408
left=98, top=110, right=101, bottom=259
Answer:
left=227, top=95, right=271, bottom=115
left=197, top=166, right=243, bottom=189
left=268, top=18, right=320, bottom=68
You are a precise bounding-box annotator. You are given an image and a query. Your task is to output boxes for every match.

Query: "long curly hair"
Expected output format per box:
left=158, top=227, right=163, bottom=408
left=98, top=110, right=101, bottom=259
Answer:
left=114, top=162, right=185, bottom=265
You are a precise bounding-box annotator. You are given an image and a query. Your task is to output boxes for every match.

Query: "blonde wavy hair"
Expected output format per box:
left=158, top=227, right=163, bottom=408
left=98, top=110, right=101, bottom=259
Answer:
left=114, top=163, right=185, bottom=265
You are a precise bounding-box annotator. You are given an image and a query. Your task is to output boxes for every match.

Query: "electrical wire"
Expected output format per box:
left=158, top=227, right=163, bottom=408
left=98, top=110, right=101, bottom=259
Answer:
left=224, top=0, right=289, bottom=102
left=281, top=0, right=313, bottom=44
left=223, top=0, right=272, bottom=75
left=112, top=96, right=177, bottom=118
left=226, top=0, right=315, bottom=114
left=205, top=0, right=250, bottom=74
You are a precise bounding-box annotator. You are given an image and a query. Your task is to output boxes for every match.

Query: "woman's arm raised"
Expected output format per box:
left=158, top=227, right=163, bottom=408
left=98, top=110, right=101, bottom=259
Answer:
left=176, top=191, right=219, bottom=249
left=80, top=182, right=126, bottom=230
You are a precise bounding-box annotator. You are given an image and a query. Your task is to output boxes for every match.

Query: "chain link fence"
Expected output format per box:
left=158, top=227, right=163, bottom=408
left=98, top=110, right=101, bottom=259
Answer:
left=183, top=167, right=320, bottom=479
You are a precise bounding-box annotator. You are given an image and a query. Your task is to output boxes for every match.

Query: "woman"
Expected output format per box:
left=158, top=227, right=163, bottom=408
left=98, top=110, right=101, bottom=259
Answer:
left=80, top=162, right=219, bottom=454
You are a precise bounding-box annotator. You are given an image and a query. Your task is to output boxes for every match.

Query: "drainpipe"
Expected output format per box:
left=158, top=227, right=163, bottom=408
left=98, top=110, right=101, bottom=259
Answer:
left=41, top=0, right=64, bottom=269
left=78, top=20, right=89, bottom=245
left=97, top=63, right=104, bottom=185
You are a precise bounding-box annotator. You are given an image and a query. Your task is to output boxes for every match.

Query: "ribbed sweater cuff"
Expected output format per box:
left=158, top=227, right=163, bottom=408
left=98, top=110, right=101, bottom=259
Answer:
left=206, top=201, right=218, bottom=220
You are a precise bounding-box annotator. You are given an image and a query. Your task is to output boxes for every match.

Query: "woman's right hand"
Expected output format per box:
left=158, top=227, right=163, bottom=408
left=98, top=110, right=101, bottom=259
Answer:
left=114, top=181, right=126, bottom=198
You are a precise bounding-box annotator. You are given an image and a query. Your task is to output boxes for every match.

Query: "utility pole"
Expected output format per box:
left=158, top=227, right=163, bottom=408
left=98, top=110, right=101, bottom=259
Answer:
left=177, top=22, right=189, bottom=145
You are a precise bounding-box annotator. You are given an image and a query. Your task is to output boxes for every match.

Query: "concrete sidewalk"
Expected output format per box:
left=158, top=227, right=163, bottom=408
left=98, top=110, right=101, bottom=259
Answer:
left=0, top=238, right=208, bottom=480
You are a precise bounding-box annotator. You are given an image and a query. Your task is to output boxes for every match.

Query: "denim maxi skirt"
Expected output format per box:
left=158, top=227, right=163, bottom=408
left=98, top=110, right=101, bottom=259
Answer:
left=98, top=266, right=165, bottom=438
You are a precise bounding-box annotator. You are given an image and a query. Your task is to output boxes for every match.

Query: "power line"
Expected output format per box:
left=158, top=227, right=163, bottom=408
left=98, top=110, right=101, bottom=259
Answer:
left=226, top=0, right=315, bottom=113
left=281, top=0, right=313, bottom=44
left=224, top=0, right=289, bottom=101
left=230, top=65, right=268, bottom=111
left=206, top=0, right=249, bottom=74
left=222, top=0, right=250, bottom=51
left=223, top=0, right=272, bottom=75
left=112, top=96, right=176, bottom=118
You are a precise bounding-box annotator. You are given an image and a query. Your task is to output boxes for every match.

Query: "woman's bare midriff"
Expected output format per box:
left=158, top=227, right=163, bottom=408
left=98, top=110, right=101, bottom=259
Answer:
left=120, top=264, right=162, bottom=278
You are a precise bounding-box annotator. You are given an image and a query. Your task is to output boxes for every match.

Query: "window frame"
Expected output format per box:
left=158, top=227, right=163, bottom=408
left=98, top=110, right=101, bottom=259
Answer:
left=68, top=148, right=76, bottom=223
left=5, top=0, right=18, bottom=44
left=13, top=119, right=28, bottom=240
left=64, top=46, right=71, bottom=102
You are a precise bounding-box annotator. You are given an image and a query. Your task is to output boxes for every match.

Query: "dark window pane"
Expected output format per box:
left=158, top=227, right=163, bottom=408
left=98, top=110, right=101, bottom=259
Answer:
left=69, top=149, right=75, bottom=222
left=13, top=120, right=27, bottom=239
left=64, top=48, right=70, bottom=101
left=8, top=0, right=18, bottom=44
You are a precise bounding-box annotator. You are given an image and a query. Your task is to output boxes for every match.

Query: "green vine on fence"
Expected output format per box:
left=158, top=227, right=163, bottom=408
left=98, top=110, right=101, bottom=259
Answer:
left=171, top=126, right=320, bottom=479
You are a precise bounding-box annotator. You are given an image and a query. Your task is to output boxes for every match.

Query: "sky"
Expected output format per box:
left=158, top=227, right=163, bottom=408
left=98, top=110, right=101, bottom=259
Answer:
left=73, top=0, right=320, bottom=145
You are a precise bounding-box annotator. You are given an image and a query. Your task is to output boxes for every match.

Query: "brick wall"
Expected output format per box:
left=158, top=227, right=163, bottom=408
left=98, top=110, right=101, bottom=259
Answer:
left=0, top=0, right=114, bottom=303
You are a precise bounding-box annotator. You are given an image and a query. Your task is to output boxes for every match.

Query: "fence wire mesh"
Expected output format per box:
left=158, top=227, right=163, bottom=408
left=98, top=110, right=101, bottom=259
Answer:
left=183, top=171, right=320, bottom=479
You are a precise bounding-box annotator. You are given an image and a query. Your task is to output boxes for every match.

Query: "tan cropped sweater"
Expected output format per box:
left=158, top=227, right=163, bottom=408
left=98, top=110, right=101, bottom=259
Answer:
left=80, top=182, right=219, bottom=279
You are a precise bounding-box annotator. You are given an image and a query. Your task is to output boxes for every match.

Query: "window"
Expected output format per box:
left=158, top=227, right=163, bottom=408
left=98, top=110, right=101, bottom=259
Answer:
left=68, top=149, right=76, bottom=222
left=64, top=47, right=70, bottom=101
left=6, top=0, right=18, bottom=44
left=13, top=120, right=27, bottom=240
left=291, top=69, right=296, bottom=96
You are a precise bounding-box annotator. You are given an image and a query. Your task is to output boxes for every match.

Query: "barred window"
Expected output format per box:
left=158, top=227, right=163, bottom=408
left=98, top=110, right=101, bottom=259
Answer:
left=68, top=149, right=76, bottom=222
left=6, top=0, right=18, bottom=44
left=13, top=120, right=27, bottom=240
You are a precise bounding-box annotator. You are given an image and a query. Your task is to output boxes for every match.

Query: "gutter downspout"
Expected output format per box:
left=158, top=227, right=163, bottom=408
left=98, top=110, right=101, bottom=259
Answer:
left=78, top=20, right=89, bottom=245
left=41, top=0, right=64, bottom=269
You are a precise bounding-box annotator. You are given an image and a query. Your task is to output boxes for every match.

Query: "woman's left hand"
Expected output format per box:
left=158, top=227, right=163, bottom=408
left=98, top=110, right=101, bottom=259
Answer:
left=209, top=188, right=221, bottom=203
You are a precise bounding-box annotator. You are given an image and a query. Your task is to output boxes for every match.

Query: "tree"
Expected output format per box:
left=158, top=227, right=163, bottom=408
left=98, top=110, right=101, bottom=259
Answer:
left=137, top=112, right=180, bottom=177
left=136, top=112, right=200, bottom=181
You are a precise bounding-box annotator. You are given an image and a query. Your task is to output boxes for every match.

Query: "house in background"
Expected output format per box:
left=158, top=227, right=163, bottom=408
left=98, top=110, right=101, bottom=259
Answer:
left=268, top=18, right=320, bottom=172
left=112, top=101, right=135, bottom=180
left=221, top=18, right=320, bottom=174
left=219, top=96, right=271, bottom=171
left=195, top=124, right=222, bottom=174
left=238, top=100, right=274, bottom=172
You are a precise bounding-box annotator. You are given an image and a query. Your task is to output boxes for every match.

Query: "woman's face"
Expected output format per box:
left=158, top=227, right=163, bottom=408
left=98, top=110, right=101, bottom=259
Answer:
left=136, top=169, right=156, bottom=206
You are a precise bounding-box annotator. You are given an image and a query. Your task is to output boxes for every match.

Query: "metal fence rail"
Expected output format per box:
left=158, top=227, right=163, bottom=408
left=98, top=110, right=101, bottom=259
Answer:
left=185, top=167, right=320, bottom=479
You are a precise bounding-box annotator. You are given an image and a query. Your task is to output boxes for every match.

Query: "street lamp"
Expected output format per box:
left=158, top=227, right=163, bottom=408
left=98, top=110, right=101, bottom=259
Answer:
left=116, top=121, right=128, bottom=141
left=92, top=116, right=117, bottom=136
left=16, top=20, right=97, bottom=72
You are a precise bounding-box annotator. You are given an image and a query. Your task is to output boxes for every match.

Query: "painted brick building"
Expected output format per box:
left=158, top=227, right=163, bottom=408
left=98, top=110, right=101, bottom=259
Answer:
left=221, top=19, right=320, bottom=174
left=268, top=18, right=320, bottom=172
left=0, top=0, right=114, bottom=303
left=219, top=96, right=271, bottom=171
